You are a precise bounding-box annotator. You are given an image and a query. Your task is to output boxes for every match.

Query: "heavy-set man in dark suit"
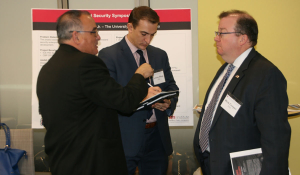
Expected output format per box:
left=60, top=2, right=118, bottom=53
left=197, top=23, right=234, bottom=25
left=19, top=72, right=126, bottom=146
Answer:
left=193, top=10, right=291, bottom=175
left=36, top=10, right=155, bottom=175
left=98, top=6, right=179, bottom=175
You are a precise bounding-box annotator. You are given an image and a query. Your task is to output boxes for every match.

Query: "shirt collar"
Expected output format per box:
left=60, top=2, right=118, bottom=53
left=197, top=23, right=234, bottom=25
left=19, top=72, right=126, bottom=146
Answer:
left=232, top=47, right=253, bottom=68
left=125, top=35, right=146, bottom=54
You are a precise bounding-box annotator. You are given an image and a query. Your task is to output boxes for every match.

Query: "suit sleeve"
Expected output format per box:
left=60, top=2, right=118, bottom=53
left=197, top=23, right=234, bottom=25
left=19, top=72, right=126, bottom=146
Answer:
left=254, top=67, right=291, bottom=175
left=79, top=55, right=148, bottom=114
left=161, top=51, right=179, bottom=115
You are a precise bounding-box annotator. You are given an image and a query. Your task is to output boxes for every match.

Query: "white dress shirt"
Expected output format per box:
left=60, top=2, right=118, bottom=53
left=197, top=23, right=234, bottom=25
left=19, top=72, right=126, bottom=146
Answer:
left=201, top=47, right=253, bottom=151
left=125, top=36, right=157, bottom=123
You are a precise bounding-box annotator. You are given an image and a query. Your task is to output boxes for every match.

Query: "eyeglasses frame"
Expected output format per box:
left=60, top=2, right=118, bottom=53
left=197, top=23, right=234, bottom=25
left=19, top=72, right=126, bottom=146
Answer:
left=215, top=31, right=243, bottom=37
left=69, top=30, right=99, bottom=37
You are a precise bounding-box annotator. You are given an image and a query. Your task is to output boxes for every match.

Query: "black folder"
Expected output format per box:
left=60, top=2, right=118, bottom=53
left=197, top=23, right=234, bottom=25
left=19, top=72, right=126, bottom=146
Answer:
left=137, top=90, right=179, bottom=110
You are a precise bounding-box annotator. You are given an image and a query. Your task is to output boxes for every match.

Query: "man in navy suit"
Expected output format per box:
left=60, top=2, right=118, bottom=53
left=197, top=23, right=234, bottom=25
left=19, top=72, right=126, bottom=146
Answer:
left=37, top=10, right=154, bottom=175
left=193, top=10, right=291, bottom=175
left=98, top=6, right=179, bottom=175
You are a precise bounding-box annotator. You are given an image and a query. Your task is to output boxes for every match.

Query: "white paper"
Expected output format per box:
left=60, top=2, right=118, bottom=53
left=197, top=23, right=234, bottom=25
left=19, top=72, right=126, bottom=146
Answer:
left=153, top=70, right=165, bottom=85
left=230, top=148, right=291, bottom=175
left=221, top=94, right=241, bottom=117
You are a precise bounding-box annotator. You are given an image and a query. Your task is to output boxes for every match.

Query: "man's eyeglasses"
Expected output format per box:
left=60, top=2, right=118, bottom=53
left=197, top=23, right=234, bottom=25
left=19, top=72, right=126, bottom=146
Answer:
left=69, top=30, right=99, bottom=37
left=215, top=31, right=242, bottom=37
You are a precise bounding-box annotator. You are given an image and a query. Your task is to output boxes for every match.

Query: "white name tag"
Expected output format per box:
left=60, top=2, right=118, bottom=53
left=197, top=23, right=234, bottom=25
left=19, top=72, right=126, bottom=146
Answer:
left=220, top=92, right=242, bottom=117
left=153, top=69, right=165, bottom=85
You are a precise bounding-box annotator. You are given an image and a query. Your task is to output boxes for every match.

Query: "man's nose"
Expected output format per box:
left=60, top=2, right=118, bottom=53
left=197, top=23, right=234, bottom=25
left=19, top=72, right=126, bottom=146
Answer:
left=96, top=34, right=101, bottom=40
left=145, top=35, right=151, bottom=44
left=214, top=35, right=220, bottom=41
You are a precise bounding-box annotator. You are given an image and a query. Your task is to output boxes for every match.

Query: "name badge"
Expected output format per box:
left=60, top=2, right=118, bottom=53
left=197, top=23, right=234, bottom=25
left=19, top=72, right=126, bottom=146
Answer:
left=220, top=92, right=242, bottom=117
left=153, top=69, right=165, bottom=85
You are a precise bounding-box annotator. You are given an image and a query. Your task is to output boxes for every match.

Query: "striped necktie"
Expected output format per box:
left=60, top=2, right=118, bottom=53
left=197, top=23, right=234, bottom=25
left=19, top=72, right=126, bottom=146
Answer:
left=199, top=64, right=235, bottom=152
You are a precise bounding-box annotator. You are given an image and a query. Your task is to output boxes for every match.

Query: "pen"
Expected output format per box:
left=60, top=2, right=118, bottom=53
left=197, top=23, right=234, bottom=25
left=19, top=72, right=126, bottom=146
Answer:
left=148, top=83, right=153, bottom=87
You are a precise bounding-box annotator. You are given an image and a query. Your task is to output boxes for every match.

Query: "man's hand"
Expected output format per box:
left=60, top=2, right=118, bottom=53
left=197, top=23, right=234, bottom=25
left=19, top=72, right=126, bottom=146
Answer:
left=135, top=63, right=154, bottom=78
left=152, top=99, right=171, bottom=111
left=142, top=86, right=162, bottom=102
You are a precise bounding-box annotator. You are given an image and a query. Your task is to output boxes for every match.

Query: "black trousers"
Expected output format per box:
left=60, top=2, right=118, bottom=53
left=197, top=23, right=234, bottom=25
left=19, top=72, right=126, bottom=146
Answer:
left=199, top=148, right=211, bottom=175
left=126, top=125, right=168, bottom=175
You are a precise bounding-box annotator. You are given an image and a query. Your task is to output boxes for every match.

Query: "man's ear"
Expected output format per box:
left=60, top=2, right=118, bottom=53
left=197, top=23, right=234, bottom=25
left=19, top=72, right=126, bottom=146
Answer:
left=71, top=31, right=80, bottom=44
left=127, top=23, right=133, bottom=33
left=239, top=34, right=249, bottom=46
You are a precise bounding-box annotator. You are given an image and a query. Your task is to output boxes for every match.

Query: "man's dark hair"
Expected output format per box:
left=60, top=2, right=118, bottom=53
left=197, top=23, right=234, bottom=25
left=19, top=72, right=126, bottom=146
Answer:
left=219, top=10, right=258, bottom=47
left=128, top=6, right=160, bottom=28
left=56, top=10, right=91, bottom=44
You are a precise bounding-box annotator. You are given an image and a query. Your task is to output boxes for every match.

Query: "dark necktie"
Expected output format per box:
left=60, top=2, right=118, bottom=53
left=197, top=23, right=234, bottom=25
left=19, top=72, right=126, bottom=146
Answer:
left=136, top=50, right=153, bottom=119
left=199, top=64, right=235, bottom=152
left=137, top=50, right=146, bottom=66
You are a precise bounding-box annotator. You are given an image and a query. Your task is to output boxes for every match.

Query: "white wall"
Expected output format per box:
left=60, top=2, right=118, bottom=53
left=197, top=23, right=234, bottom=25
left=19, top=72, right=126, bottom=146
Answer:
left=0, top=1, right=57, bottom=128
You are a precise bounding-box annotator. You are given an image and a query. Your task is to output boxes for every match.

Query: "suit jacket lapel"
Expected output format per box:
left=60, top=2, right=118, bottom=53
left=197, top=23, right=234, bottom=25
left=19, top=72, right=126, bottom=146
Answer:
left=198, top=63, right=228, bottom=130
left=210, top=49, right=257, bottom=130
left=145, top=47, right=156, bottom=85
left=195, top=63, right=228, bottom=136
left=146, top=47, right=156, bottom=67
left=120, top=37, right=139, bottom=73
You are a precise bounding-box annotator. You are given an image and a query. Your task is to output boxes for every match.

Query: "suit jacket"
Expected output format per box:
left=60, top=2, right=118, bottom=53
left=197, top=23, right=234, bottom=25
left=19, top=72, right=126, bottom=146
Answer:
left=98, top=37, right=179, bottom=157
left=37, top=44, right=148, bottom=175
left=193, top=49, right=291, bottom=175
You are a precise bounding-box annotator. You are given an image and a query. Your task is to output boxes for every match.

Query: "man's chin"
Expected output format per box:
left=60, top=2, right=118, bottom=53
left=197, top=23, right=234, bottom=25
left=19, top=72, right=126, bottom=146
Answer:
left=89, top=50, right=98, bottom=55
left=138, top=45, right=148, bottom=50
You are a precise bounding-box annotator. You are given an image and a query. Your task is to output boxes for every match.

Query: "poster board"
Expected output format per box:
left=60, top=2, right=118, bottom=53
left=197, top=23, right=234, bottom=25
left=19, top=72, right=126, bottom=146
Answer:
left=31, top=9, right=193, bottom=128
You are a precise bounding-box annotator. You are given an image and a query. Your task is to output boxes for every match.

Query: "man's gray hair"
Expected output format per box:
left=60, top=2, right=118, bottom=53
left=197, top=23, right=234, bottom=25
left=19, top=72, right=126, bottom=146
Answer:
left=56, top=10, right=91, bottom=44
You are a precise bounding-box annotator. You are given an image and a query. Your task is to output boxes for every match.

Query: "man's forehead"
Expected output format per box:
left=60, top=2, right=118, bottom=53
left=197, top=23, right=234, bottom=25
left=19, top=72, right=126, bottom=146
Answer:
left=136, top=28, right=154, bottom=34
left=137, top=19, right=158, bottom=27
left=136, top=20, right=158, bottom=32
left=80, top=15, right=97, bottom=29
left=219, top=16, right=237, bottom=29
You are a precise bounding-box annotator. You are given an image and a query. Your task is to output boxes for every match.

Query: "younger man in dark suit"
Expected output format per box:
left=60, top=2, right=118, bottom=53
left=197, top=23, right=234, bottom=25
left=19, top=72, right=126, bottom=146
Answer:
left=193, top=10, right=291, bottom=175
left=37, top=10, right=155, bottom=175
left=98, top=6, right=179, bottom=175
